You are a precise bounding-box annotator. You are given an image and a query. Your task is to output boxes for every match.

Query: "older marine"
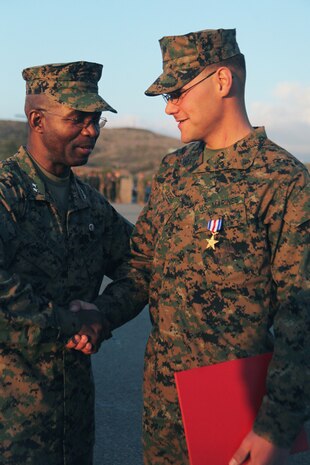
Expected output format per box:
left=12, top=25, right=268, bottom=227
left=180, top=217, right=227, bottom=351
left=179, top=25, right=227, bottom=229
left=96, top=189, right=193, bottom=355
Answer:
left=0, top=61, right=132, bottom=465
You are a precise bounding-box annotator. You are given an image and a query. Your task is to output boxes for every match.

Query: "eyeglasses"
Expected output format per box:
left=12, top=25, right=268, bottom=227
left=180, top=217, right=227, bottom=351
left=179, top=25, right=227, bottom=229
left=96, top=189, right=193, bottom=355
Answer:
left=38, top=109, right=107, bottom=130
left=162, top=70, right=217, bottom=104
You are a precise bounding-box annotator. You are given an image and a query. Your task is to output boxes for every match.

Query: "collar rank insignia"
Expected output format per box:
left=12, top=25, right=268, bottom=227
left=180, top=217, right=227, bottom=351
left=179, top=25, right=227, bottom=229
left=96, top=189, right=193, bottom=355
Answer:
left=31, top=182, right=39, bottom=193
left=206, top=218, right=222, bottom=250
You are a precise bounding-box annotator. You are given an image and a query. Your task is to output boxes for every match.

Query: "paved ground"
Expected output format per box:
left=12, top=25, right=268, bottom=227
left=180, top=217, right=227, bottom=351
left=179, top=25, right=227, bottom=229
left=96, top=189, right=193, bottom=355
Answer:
left=92, top=203, right=309, bottom=465
left=93, top=204, right=147, bottom=465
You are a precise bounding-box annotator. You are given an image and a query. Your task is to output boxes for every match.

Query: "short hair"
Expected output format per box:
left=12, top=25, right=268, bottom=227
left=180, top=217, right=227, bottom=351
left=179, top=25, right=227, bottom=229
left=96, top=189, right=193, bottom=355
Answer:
left=216, top=53, right=246, bottom=85
left=24, top=94, right=53, bottom=117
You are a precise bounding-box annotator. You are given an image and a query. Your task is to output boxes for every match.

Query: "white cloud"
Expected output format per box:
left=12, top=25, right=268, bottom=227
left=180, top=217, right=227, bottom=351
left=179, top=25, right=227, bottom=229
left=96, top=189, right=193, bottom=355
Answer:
left=249, top=82, right=310, bottom=163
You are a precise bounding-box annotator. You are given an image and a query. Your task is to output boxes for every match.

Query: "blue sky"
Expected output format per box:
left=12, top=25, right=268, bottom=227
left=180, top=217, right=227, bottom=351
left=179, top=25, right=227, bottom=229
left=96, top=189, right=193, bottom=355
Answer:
left=1, top=0, right=309, bottom=162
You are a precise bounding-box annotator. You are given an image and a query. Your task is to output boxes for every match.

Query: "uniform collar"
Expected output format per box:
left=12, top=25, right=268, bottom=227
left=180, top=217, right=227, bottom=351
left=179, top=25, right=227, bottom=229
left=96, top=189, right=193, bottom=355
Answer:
left=182, top=127, right=267, bottom=173
left=15, top=146, right=90, bottom=209
left=15, top=146, right=47, bottom=199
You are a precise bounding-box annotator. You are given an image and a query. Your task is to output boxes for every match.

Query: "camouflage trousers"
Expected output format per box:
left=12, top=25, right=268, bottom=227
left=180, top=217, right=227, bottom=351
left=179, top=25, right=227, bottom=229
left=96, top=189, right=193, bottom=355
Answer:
left=0, top=444, right=93, bottom=465
left=143, top=416, right=190, bottom=465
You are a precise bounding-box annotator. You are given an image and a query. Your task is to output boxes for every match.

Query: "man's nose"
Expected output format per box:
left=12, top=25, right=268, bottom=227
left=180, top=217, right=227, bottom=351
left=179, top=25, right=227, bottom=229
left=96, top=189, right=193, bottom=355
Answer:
left=81, top=122, right=100, bottom=137
left=165, top=99, right=179, bottom=115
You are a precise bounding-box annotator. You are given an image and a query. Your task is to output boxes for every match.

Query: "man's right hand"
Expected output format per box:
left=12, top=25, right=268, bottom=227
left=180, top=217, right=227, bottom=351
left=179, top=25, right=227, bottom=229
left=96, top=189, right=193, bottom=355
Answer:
left=229, top=429, right=290, bottom=465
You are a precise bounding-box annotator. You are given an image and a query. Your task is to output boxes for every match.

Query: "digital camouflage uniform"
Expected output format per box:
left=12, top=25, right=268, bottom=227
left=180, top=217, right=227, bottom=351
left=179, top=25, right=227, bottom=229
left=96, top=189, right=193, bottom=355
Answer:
left=98, top=30, right=310, bottom=465
left=0, top=62, right=129, bottom=465
left=0, top=147, right=132, bottom=465
left=100, top=127, right=310, bottom=464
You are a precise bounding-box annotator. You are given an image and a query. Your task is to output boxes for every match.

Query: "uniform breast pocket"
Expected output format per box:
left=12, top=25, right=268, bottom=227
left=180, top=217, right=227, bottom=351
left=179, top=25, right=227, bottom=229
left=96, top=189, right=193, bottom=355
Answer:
left=17, top=238, right=63, bottom=279
left=194, top=203, right=264, bottom=286
left=153, top=209, right=195, bottom=274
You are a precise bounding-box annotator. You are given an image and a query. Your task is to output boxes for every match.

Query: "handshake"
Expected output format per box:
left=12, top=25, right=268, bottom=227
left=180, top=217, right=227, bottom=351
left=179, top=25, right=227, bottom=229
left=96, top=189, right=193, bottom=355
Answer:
left=56, top=300, right=111, bottom=355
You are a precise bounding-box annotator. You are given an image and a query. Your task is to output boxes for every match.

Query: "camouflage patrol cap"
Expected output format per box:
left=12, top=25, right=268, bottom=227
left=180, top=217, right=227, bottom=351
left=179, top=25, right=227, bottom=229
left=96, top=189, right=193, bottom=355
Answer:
left=22, top=61, right=117, bottom=113
left=145, top=28, right=240, bottom=96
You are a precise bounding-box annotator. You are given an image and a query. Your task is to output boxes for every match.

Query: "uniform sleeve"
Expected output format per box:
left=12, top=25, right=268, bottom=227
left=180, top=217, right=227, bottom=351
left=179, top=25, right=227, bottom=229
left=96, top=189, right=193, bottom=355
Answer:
left=102, top=205, right=135, bottom=281
left=0, top=199, right=82, bottom=346
left=254, top=169, right=310, bottom=447
left=94, top=178, right=159, bottom=329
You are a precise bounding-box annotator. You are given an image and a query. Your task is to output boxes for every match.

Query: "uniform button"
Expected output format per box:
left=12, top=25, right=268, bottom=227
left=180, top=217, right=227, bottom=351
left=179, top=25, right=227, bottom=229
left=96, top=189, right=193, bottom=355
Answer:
left=89, top=223, right=95, bottom=231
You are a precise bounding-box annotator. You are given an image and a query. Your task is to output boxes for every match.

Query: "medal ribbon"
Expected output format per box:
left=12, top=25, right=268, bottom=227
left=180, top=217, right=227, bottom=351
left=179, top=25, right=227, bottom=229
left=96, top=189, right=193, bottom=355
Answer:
left=207, top=218, right=222, bottom=234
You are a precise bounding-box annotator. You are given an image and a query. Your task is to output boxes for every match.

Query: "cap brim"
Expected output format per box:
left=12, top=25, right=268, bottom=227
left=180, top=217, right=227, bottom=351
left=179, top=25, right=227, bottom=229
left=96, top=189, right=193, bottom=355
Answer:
left=145, top=67, right=201, bottom=96
left=50, top=91, right=117, bottom=113
left=145, top=72, right=180, bottom=96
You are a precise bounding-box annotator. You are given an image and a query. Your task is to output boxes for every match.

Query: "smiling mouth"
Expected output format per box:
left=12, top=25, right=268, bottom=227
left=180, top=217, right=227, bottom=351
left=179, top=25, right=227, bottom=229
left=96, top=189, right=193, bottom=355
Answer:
left=176, top=115, right=187, bottom=122
left=176, top=118, right=187, bottom=128
left=77, top=145, right=94, bottom=152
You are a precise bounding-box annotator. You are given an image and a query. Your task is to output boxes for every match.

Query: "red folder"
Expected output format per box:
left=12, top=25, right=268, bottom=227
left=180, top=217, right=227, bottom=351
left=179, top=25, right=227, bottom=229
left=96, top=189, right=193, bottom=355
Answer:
left=174, top=352, right=308, bottom=465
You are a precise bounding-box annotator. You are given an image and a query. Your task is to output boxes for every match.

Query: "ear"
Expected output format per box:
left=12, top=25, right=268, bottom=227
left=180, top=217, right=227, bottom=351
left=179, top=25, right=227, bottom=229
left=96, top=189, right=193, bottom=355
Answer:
left=215, top=67, right=233, bottom=97
left=27, top=110, right=44, bottom=133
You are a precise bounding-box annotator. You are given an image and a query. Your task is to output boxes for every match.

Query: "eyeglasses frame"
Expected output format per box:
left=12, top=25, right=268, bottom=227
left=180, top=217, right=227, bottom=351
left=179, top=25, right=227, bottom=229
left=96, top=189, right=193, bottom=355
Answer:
left=37, top=109, right=107, bottom=130
left=162, top=70, right=217, bottom=104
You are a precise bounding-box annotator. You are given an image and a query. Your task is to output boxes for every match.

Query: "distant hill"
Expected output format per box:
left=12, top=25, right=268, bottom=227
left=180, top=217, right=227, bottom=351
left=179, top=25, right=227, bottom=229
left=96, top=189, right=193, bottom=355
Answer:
left=0, top=120, right=28, bottom=161
left=0, top=120, right=183, bottom=176
left=92, top=127, right=183, bottom=175
left=0, top=120, right=309, bottom=176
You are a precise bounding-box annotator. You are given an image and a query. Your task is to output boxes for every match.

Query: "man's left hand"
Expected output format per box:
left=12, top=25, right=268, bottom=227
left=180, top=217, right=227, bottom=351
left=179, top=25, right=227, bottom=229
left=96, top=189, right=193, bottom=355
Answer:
left=229, top=429, right=290, bottom=465
left=66, top=334, right=93, bottom=354
left=65, top=300, right=106, bottom=354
